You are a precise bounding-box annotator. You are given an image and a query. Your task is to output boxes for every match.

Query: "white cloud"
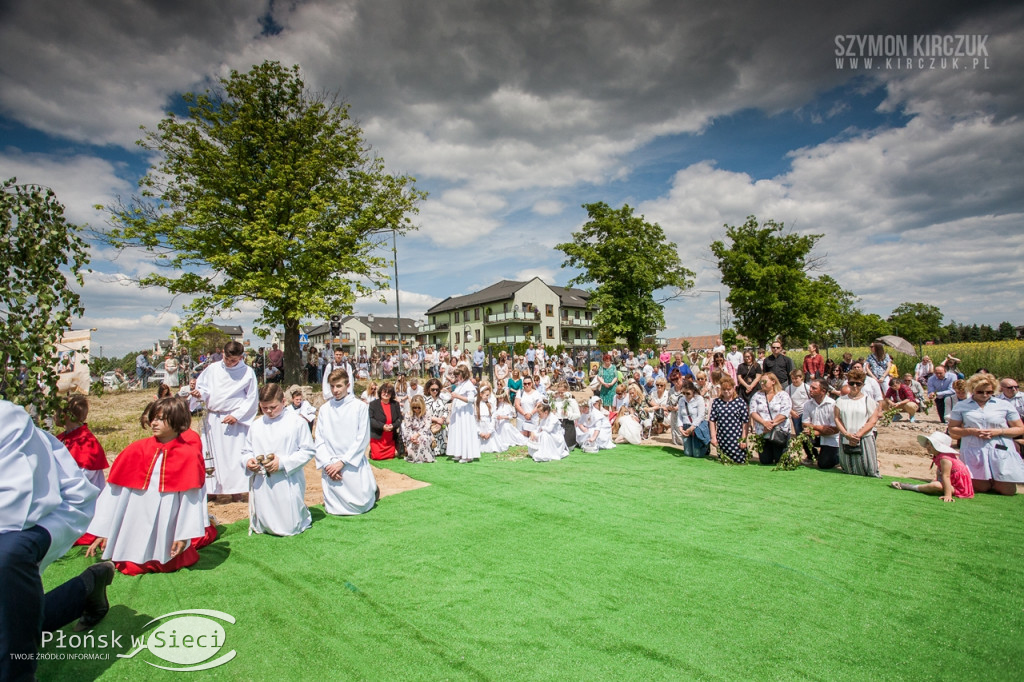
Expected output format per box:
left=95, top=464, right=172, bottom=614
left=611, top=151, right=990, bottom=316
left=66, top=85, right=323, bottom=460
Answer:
left=532, top=199, right=565, bottom=216
left=514, top=267, right=557, bottom=284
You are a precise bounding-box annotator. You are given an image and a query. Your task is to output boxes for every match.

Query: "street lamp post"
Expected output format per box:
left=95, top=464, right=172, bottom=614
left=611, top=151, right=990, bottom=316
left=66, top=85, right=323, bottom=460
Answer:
left=392, top=228, right=403, bottom=354
left=694, top=290, right=723, bottom=340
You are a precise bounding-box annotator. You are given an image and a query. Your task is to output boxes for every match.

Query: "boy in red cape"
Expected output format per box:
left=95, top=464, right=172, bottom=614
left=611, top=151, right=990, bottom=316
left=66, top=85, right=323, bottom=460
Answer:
left=57, top=395, right=109, bottom=546
left=86, top=398, right=207, bottom=575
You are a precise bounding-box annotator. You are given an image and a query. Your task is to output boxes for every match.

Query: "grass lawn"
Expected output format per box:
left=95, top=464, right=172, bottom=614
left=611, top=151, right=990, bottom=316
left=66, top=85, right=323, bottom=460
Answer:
left=40, top=445, right=1024, bottom=680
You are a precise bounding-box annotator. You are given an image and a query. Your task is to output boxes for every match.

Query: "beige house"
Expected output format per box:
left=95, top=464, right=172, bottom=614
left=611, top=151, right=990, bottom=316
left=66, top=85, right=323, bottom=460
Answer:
left=424, top=278, right=598, bottom=350
left=305, top=315, right=420, bottom=355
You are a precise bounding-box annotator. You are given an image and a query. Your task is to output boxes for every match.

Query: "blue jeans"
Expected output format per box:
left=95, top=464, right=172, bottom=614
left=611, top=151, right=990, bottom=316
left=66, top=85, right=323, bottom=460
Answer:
left=0, top=526, right=90, bottom=681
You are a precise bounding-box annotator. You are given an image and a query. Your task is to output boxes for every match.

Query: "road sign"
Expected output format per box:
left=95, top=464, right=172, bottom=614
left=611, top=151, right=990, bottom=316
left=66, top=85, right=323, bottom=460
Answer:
left=299, top=333, right=309, bottom=347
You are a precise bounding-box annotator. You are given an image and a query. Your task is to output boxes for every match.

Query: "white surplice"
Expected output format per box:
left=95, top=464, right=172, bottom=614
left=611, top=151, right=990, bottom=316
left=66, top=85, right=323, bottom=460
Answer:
left=314, top=394, right=377, bottom=515
left=86, top=453, right=206, bottom=564
left=447, top=380, right=480, bottom=462
left=0, top=401, right=99, bottom=572
left=528, top=414, right=570, bottom=462
left=492, top=402, right=528, bottom=451
left=242, top=409, right=316, bottom=536
left=193, top=360, right=259, bottom=495
left=289, top=400, right=317, bottom=425
left=577, top=410, right=616, bottom=452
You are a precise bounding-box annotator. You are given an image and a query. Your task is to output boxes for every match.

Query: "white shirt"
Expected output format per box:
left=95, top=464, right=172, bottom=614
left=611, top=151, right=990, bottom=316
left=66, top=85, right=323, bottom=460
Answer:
left=802, top=396, right=840, bottom=447
left=0, top=401, right=99, bottom=572
left=726, top=351, right=744, bottom=367
left=194, top=360, right=259, bottom=423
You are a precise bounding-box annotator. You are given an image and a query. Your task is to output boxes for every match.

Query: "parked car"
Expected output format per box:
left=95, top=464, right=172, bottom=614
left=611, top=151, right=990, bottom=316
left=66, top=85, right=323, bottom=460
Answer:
left=102, top=371, right=120, bottom=388
left=150, top=369, right=167, bottom=385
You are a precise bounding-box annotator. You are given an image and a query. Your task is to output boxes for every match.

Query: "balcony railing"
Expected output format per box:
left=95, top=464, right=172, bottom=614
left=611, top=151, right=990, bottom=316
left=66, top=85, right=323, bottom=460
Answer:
left=419, top=322, right=449, bottom=333
left=560, top=317, right=595, bottom=327
left=486, top=335, right=530, bottom=344
left=563, top=338, right=597, bottom=347
left=485, top=310, right=540, bottom=323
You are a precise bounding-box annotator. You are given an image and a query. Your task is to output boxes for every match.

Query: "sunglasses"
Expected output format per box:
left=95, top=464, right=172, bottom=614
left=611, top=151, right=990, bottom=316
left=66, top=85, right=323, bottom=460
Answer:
left=975, top=390, right=995, bottom=395
left=847, top=381, right=863, bottom=386
left=1004, top=385, right=1019, bottom=390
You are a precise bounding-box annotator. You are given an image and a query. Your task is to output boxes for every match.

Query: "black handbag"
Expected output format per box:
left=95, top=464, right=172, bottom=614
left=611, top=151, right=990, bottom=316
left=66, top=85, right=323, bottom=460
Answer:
left=764, top=397, right=790, bottom=445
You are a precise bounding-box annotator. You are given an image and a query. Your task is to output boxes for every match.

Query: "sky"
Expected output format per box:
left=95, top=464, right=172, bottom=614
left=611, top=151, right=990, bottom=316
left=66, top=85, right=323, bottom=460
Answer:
left=2, top=0, right=1022, bottom=356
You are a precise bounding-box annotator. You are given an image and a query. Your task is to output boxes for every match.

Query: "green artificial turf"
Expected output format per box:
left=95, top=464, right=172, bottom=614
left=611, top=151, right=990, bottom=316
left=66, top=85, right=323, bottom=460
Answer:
left=40, top=446, right=1024, bottom=680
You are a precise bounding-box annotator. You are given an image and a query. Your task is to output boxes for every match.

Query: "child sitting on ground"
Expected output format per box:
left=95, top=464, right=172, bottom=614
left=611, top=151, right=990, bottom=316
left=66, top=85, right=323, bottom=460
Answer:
left=86, top=398, right=208, bottom=574
left=890, top=431, right=974, bottom=502
left=243, top=384, right=316, bottom=536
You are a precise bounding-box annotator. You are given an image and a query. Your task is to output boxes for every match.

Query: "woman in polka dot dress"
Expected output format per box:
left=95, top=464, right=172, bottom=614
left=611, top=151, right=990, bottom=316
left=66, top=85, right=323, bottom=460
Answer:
left=709, top=375, right=750, bottom=463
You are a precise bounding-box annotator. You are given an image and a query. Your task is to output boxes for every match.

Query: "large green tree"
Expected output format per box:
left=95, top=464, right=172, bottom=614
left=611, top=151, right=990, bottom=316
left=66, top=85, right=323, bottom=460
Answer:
left=2, top=178, right=89, bottom=421
left=887, top=302, right=943, bottom=345
left=710, top=216, right=840, bottom=348
left=556, top=202, right=694, bottom=350
left=103, top=61, right=425, bottom=384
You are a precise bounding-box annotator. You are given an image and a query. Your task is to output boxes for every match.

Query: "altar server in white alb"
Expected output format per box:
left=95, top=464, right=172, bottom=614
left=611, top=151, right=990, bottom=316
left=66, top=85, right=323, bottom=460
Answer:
left=86, top=398, right=207, bottom=575
left=243, top=384, right=316, bottom=536
left=191, top=341, right=259, bottom=500
left=315, top=369, right=378, bottom=515
left=577, top=397, right=616, bottom=453
left=528, top=401, right=570, bottom=462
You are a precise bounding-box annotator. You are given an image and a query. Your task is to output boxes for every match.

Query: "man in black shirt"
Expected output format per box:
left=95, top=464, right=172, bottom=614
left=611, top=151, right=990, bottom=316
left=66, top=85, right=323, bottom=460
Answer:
left=762, top=342, right=794, bottom=388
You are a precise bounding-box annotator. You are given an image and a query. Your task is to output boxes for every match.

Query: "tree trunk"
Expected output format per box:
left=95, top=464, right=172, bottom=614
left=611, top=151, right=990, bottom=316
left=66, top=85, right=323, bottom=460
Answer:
left=284, top=318, right=303, bottom=386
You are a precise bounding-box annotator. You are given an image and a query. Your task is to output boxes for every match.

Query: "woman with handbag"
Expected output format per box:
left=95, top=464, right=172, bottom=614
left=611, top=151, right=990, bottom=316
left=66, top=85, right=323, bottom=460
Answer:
left=749, top=372, right=793, bottom=466
left=834, top=368, right=883, bottom=477
left=423, top=378, right=450, bottom=458
left=709, top=376, right=750, bottom=463
left=677, top=380, right=710, bottom=457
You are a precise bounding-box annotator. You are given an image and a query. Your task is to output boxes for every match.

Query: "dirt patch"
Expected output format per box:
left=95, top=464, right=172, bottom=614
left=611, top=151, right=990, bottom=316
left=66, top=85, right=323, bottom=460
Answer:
left=209, top=460, right=430, bottom=525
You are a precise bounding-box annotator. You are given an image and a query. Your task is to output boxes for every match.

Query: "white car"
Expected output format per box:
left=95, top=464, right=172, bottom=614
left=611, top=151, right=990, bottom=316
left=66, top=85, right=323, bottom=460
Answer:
left=102, top=371, right=120, bottom=388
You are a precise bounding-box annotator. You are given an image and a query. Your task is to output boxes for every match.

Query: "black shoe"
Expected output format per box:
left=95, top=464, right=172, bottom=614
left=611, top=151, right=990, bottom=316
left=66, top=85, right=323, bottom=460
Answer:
left=74, top=561, right=115, bottom=631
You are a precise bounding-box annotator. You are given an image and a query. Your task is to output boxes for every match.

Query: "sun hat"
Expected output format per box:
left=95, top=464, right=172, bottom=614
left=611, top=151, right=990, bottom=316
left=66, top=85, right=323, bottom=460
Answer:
left=917, top=431, right=958, bottom=454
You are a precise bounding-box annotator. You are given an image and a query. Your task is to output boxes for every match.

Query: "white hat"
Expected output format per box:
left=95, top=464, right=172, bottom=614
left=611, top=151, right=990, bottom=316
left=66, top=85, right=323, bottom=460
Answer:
left=916, top=431, right=958, bottom=454
left=589, top=396, right=602, bottom=405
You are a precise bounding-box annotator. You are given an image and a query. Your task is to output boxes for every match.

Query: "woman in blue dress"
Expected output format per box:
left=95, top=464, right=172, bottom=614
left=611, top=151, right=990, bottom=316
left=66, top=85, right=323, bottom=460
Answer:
left=597, top=354, right=618, bottom=408
left=947, top=373, right=1024, bottom=495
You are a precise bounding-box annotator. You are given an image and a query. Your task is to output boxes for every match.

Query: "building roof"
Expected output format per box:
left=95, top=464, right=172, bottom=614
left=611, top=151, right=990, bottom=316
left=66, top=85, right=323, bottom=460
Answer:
left=549, top=285, right=591, bottom=308
left=664, top=335, right=722, bottom=352
left=427, top=280, right=528, bottom=314
left=211, top=324, right=244, bottom=337
left=427, top=278, right=592, bottom=314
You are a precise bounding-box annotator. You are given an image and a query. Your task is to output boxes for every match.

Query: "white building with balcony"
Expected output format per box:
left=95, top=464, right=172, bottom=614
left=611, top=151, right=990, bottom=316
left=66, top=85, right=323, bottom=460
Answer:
left=424, top=278, right=598, bottom=350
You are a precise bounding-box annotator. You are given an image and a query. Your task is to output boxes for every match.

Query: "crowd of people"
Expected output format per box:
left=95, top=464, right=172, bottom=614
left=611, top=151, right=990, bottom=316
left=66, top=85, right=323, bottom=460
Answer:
left=4, top=334, right=1024, bottom=677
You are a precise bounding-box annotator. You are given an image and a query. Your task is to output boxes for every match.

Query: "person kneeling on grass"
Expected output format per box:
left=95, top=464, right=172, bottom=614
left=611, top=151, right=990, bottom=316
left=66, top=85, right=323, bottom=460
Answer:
left=86, top=398, right=207, bottom=575
left=576, top=398, right=615, bottom=453
left=243, top=384, right=316, bottom=536
left=891, top=432, right=974, bottom=502
left=527, top=402, right=570, bottom=462
left=314, top=369, right=378, bottom=515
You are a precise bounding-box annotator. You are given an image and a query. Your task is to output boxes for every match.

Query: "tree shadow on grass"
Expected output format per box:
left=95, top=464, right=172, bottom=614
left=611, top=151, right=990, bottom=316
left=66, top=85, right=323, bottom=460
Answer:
left=40, top=604, right=154, bottom=681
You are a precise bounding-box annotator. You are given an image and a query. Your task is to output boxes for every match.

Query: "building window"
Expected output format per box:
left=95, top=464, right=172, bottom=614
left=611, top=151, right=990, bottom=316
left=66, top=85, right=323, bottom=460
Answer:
left=546, top=326, right=554, bottom=339
left=523, top=302, right=533, bottom=313
left=575, top=330, right=581, bottom=339
left=455, top=311, right=460, bottom=323
left=475, top=329, right=481, bottom=342
left=431, top=315, right=436, bottom=325
left=574, top=310, right=580, bottom=318
left=585, top=311, right=592, bottom=321
left=455, top=332, right=461, bottom=344
left=523, top=325, right=531, bottom=336
left=546, top=304, right=554, bottom=317
left=503, top=302, right=509, bottom=313
left=359, top=333, right=366, bottom=340
left=474, top=308, right=480, bottom=321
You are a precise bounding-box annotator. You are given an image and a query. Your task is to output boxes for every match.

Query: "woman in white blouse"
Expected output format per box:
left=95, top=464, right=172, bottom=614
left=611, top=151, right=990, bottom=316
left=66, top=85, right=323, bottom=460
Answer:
left=749, top=372, right=792, bottom=466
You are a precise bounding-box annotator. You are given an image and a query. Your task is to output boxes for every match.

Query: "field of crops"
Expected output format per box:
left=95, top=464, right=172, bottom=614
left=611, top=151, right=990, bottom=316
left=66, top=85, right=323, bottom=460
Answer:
left=788, top=340, right=1024, bottom=380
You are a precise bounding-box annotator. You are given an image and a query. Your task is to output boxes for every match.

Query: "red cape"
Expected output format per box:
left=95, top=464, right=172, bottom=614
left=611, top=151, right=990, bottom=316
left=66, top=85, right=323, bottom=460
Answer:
left=107, top=435, right=205, bottom=492
left=58, top=423, right=108, bottom=470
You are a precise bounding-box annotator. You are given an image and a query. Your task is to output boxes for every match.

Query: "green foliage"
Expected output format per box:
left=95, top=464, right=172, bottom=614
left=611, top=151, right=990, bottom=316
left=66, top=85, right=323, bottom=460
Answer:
left=887, top=302, right=943, bottom=344
left=557, top=202, right=694, bottom=349
left=847, top=311, right=891, bottom=346
left=101, top=61, right=425, bottom=385
left=173, top=320, right=231, bottom=357
left=711, top=216, right=844, bottom=348
left=721, top=328, right=739, bottom=348
left=1, top=178, right=90, bottom=422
